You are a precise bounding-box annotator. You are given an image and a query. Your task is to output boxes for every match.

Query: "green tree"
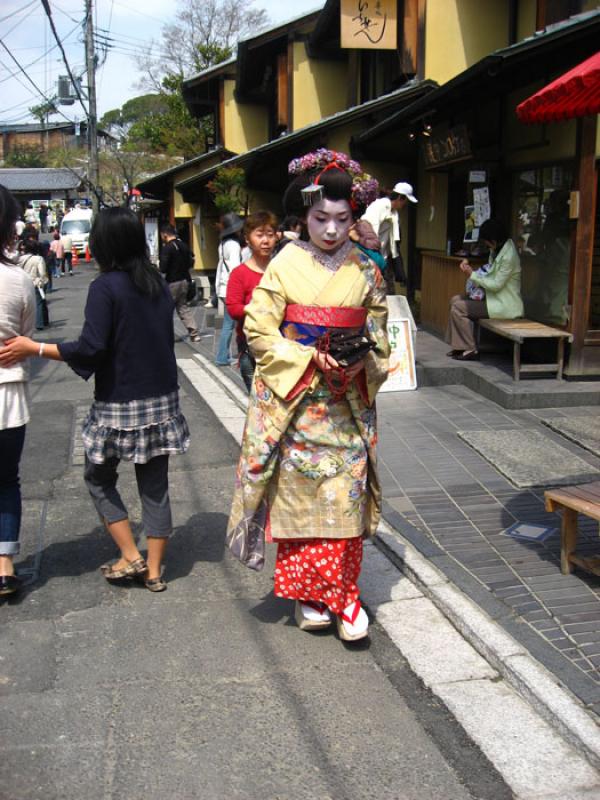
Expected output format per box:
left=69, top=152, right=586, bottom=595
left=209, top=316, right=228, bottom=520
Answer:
left=29, top=99, right=59, bottom=125
left=207, top=166, right=248, bottom=215
left=4, top=145, right=46, bottom=168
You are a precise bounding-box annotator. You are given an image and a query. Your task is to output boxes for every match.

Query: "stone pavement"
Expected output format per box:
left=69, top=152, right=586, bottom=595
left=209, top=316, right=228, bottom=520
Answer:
left=194, top=306, right=600, bottom=719
left=2, top=265, right=518, bottom=800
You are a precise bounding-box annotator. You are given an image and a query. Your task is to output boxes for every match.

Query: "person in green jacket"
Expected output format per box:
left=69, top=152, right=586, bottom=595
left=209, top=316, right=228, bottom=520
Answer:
left=446, top=218, right=523, bottom=361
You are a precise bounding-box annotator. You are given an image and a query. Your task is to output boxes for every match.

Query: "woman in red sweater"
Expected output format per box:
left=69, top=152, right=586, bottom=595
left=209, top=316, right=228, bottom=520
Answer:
left=226, top=211, right=278, bottom=391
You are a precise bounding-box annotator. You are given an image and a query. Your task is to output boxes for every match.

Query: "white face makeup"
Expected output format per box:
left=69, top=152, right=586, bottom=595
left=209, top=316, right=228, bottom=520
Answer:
left=306, top=198, right=353, bottom=253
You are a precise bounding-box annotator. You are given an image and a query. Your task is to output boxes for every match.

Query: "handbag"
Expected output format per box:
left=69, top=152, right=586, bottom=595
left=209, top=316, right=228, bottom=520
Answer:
left=319, top=328, right=376, bottom=368
left=186, top=277, right=198, bottom=303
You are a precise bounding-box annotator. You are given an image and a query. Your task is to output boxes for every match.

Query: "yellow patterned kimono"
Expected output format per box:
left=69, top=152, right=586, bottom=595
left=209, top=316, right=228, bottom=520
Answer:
left=227, top=242, right=389, bottom=570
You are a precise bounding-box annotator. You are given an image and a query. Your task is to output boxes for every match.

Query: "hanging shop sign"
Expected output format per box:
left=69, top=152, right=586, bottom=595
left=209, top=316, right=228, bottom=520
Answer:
left=423, top=124, right=472, bottom=169
left=340, top=0, right=397, bottom=50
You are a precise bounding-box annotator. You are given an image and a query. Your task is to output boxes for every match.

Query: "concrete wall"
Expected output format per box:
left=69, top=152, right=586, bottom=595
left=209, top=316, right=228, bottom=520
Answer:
left=222, top=79, right=268, bottom=154
left=424, top=0, right=509, bottom=84
left=292, top=42, right=348, bottom=131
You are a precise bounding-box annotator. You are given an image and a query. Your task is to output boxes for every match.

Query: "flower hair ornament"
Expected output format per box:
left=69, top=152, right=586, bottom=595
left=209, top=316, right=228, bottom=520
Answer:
left=288, top=148, right=379, bottom=211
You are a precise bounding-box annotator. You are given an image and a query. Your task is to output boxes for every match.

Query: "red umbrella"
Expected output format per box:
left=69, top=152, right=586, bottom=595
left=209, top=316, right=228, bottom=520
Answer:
left=516, top=51, right=600, bottom=123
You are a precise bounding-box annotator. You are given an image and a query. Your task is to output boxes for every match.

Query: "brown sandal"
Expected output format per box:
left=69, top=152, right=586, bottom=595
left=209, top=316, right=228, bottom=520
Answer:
left=144, top=577, right=167, bottom=592
left=100, top=558, right=148, bottom=581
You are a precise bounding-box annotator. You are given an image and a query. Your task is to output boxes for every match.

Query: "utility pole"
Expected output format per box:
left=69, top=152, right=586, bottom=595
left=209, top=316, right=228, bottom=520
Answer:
left=84, top=0, right=99, bottom=214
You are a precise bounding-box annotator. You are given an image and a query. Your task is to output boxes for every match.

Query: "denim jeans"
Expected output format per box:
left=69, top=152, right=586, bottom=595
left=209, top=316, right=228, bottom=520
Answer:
left=35, top=287, right=47, bottom=329
left=215, top=305, right=235, bottom=365
left=0, top=425, right=26, bottom=556
left=239, top=351, right=256, bottom=392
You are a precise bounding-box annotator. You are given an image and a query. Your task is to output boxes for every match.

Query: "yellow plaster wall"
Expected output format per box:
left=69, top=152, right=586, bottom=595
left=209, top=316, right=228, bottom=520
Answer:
left=517, top=0, right=536, bottom=40
left=504, top=86, right=577, bottom=168
left=292, top=42, right=348, bottom=130
left=194, top=209, right=220, bottom=272
left=223, top=78, right=268, bottom=153
left=424, top=0, right=509, bottom=84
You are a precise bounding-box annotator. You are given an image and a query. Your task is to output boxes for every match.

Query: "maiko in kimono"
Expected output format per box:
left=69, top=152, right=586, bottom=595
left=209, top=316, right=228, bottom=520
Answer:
left=227, top=150, right=390, bottom=641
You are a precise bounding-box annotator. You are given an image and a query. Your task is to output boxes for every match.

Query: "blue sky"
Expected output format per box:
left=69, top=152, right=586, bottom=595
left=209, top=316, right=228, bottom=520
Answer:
left=0, top=0, right=324, bottom=123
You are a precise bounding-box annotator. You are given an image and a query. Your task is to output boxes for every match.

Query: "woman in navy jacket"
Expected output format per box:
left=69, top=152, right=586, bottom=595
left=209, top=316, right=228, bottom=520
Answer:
left=0, top=208, right=190, bottom=592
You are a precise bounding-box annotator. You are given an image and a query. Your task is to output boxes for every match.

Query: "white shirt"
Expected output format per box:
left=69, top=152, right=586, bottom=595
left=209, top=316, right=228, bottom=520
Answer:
left=215, top=239, right=247, bottom=299
left=361, top=197, right=401, bottom=259
left=0, top=261, right=36, bottom=429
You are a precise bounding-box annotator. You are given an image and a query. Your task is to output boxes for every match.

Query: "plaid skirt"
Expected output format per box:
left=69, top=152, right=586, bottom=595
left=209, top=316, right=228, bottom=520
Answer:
left=82, top=390, right=190, bottom=465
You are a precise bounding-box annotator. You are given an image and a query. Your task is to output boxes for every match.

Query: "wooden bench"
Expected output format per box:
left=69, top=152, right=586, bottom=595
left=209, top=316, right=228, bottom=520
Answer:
left=544, top=482, right=600, bottom=576
left=478, top=319, right=573, bottom=381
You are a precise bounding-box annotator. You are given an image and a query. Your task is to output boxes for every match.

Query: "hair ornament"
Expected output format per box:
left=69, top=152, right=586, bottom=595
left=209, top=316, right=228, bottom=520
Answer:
left=289, top=148, right=379, bottom=209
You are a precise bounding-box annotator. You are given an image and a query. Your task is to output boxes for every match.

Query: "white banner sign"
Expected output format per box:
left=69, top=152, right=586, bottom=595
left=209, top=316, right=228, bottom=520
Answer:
left=380, top=318, right=417, bottom=392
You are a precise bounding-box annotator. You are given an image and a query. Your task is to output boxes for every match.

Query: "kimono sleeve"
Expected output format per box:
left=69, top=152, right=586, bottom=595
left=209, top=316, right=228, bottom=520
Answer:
left=243, top=261, right=315, bottom=400
left=57, top=278, right=112, bottom=380
left=363, top=266, right=390, bottom=405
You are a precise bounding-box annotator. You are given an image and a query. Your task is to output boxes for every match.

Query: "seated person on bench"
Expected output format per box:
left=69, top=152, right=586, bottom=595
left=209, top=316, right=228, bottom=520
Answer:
left=446, top=219, right=524, bottom=361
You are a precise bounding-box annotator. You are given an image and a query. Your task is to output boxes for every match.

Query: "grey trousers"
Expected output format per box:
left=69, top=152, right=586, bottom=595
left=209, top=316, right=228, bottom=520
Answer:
left=84, top=455, right=172, bottom=538
left=169, top=279, right=198, bottom=336
left=446, top=295, right=489, bottom=351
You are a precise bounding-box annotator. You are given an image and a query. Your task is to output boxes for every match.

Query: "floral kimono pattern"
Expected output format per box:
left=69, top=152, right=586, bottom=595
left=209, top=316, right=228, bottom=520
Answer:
left=227, top=242, right=389, bottom=571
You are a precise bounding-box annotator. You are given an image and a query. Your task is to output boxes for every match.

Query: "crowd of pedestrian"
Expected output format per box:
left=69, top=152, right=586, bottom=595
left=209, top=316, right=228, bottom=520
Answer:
left=0, top=151, right=423, bottom=644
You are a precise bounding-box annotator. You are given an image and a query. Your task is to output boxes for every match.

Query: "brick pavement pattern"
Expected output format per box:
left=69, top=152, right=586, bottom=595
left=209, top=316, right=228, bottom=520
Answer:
left=376, top=386, right=600, bottom=710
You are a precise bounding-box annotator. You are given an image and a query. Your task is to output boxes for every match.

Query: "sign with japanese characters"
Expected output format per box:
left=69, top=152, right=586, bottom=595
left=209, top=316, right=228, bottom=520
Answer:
left=381, top=318, right=417, bottom=392
left=423, top=124, right=472, bottom=168
left=340, top=0, right=397, bottom=50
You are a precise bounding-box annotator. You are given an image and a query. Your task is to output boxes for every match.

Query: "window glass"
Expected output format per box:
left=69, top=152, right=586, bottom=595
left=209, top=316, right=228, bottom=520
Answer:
left=514, top=165, right=572, bottom=326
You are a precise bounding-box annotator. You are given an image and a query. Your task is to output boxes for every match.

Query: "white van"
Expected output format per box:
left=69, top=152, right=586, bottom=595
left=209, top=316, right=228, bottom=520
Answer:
left=60, top=208, right=93, bottom=255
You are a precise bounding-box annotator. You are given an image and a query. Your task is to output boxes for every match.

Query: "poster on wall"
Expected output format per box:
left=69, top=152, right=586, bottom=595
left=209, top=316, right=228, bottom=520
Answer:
left=380, top=318, right=417, bottom=393
left=340, top=0, right=397, bottom=50
left=144, top=218, right=159, bottom=265
left=463, top=205, right=479, bottom=243
left=473, top=186, right=491, bottom=227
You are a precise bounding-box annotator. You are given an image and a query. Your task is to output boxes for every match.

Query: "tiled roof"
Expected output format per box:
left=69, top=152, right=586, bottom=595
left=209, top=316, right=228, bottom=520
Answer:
left=0, top=168, right=85, bottom=192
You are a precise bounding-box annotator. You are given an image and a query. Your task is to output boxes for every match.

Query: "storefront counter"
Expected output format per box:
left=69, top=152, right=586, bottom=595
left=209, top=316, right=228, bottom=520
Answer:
left=420, top=251, right=486, bottom=336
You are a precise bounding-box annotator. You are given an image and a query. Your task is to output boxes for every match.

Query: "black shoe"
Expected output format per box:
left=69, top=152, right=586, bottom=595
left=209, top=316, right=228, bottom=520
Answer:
left=0, top=574, right=22, bottom=596
left=452, top=350, right=480, bottom=361
left=446, top=349, right=462, bottom=357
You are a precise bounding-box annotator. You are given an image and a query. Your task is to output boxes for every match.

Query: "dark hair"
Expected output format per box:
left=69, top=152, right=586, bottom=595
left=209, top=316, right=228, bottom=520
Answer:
left=53, top=231, right=60, bottom=240
left=283, top=166, right=353, bottom=217
left=243, top=210, right=278, bottom=239
left=160, top=223, right=177, bottom=236
left=479, top=219, right=508, bottom=250
left=22, top=237, right=42, bottom=255
left=0, top=184, right=19, bottom=264
left=282, top=215, right=302, bottom=232
left=90, top=208, right=163, bottom=297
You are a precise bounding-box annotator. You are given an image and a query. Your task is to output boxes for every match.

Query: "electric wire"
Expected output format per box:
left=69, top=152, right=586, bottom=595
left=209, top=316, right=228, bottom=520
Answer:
left=0, top=39, right=74, bottom=123
left=0, top=0, right=38, bottom=25
left=0, top=20, right=81, bottom=85
left=39, top=0, right=88, bottom=116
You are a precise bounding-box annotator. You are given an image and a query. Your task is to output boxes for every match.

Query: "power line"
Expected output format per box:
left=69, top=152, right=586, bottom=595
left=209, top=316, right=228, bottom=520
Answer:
left=0, top=39, right=73, bottom=123
left=39, top=0, right=88, bottom=117
left=0, top=0, right=38, bottom=26
left=0, top=20, right=80, bottom=86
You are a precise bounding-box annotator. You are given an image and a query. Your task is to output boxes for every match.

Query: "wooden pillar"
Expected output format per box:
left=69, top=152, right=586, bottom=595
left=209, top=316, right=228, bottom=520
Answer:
left=568, top=114, right=598, bottom=373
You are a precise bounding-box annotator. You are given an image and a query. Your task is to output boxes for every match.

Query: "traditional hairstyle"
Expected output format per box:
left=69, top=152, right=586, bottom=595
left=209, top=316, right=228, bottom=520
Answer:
left=90, top=207, right=163, bottom=297
left=284, top=149, right=378, bottom=217
left=243, top=210, right=278, bottom=239
left=159, top=223, right=177, bottom=237
left=0, top=184, right=19, bottom=264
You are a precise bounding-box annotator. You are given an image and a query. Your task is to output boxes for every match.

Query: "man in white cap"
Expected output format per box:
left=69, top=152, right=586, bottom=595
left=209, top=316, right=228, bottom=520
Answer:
left=361, top=181, right=418, bottom=295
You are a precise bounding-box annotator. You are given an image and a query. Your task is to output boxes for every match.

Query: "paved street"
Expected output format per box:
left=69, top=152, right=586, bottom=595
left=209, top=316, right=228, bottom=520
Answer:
left=1, top=264, right=519, bottom=800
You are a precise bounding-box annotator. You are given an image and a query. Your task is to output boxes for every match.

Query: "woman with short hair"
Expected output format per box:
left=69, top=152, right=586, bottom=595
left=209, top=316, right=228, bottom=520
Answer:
left=0, top=208, right=190, bottom=592
left=447, top=218, right=524, bottom=361
left=225, top=210, right=278, bottom=391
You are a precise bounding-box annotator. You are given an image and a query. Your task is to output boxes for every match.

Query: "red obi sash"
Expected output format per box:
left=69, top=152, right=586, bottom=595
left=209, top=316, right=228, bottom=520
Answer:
left=284, top=305, right=367, bottom=327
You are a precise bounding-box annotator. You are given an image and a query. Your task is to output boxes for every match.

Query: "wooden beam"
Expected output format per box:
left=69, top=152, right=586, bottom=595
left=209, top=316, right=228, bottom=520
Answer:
left=568, top=114, right=598, bottom=373
left=401, top=0, right=418, bottom=75
left=287, top=36, right=294, bottom=132
left=276, top=52, right=288, bottom=128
